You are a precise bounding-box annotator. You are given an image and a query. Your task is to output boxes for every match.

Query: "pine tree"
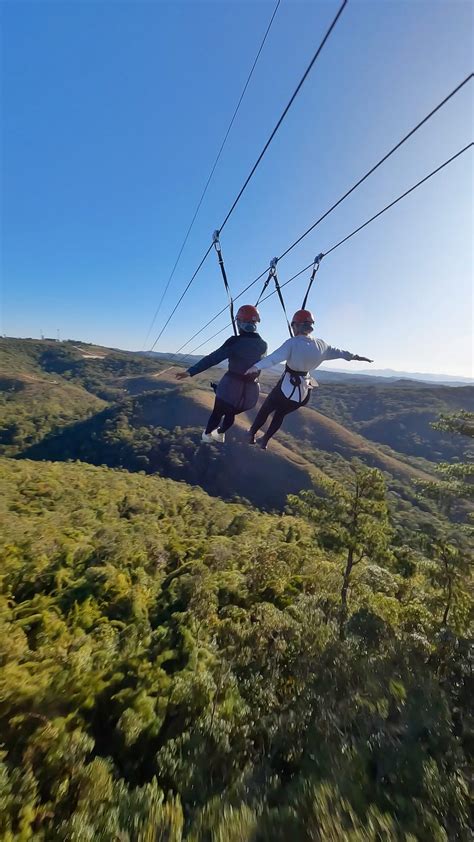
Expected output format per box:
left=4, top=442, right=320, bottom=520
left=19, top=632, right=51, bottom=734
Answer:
left=289, top=466, right=392, bottom=639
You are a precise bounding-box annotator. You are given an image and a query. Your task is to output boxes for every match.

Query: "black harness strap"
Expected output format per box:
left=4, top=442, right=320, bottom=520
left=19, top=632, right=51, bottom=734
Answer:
left=301, top=252, right=324, bottom=310
left=213, top=230, right=237, bottom=335
left=255, top=266, right=274, bottom=306
left=282, top=365, right=313, bottom=403
left=256, top=257, right=293, bottom=335
left=271, top=259, right=293, bottom=337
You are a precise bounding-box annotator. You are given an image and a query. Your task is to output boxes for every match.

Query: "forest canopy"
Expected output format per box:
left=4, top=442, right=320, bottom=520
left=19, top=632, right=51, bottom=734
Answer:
left=1, top=453, right=472, bottom=840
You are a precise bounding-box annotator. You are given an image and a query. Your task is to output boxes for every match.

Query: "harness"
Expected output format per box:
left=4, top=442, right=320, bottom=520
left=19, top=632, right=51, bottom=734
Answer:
left=276, top=364, right=318, bottom=405
left=227, top=370, right=259, bottom=383
left=226, top=370, right=259, bottom=412
left=280, top=364, right=309, bottom=402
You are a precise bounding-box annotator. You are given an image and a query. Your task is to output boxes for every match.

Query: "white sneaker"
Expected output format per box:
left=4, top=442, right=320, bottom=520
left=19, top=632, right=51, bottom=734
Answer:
left=211, top=429, right=225, bottom=443
left=201, top=431, right=214, bottom=443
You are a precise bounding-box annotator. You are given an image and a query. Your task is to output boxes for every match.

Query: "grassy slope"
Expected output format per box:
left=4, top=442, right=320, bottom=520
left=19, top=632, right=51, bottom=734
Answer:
left=121, top=364, right=472, bottom=466
left=0, top=340, right=107, bottom=455
left=140, top=385, right=435, bottom=484
left=0, top=338, right=169, bottom=455
left=18, top=384, right=438, bottom=517
left=2, top=339, right=467, bottom=514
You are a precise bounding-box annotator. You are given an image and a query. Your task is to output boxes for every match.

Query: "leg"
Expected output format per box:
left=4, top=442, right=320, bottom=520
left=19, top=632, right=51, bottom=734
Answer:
left=205, top=398, right=226, bottom=434
left=260, top=409, right=288, bottom=444
left=260, top=393, right=301, bottom=447
left=248, top=390, right=278, bottom=437
left=218, top=410, right=236, bottom=433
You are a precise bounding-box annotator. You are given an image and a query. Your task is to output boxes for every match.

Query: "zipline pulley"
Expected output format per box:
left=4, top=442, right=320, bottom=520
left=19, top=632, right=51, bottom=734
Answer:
left=213, top=230, right=237, bottom=335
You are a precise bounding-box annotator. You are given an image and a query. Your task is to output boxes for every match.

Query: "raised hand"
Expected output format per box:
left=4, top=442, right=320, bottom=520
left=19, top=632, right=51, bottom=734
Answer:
left=175, top=371, right=190, bottom=380
left=351, top=355, right=373, bottom=363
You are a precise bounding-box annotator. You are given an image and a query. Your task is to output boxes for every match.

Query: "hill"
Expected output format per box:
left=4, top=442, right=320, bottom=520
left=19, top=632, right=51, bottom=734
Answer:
left=19, top=383, right=443, bottom=513
left=17, top=387, right=324, bottom=509
left=312, top=381, right=473, bottom=462
left=0, top=337, right=168, bottom=454
left=3, top=337, right=470, bottom=465
left=2, top=337, right=471, bottom=522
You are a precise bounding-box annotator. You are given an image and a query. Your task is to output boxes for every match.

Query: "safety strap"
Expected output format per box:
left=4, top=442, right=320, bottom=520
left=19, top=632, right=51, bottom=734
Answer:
left=256, top=257, right=293, bottom=336
left=301, top=253, right=324, bottom=310
left=270, top=257, right=293, bottom=336
left=271, top=258, right=293, bottom=337
left=213, top=230, right=237, bottom=335
left=255, top=266, right=274, bottom=306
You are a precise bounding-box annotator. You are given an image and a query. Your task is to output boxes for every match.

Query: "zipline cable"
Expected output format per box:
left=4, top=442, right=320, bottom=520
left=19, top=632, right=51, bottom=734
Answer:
left=156, top=142, right=472, bottom=370
left=158, top=73, right=473, bottom=356
left=320, top=143, right=473, bottom=258
left=142, top=0, right=282, bottom=348
left=149, top=0, right=349, bottom=351
left=217, top=0, right=348, bottom=235
left=278, top=71, right=473, bottom=261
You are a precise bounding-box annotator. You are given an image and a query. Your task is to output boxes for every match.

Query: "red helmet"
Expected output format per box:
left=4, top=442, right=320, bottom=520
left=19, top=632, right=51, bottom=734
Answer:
left=236, top=304, right=260, bottom=323
left=292, top=309, right=315, bottom=324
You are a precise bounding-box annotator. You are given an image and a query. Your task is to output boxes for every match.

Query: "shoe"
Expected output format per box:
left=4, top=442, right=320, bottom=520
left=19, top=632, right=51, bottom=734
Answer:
left=247, top=433, right=256, bottom=445
left=211, top=429, right=225, bottom=443
left=201, top=431, right=214, bottom=443
left=258, top=437, right=268, bottom=450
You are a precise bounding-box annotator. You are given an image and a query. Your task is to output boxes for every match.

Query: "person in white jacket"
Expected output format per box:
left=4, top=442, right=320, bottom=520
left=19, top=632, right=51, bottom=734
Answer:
left=245, top=309, right=373, bottom=449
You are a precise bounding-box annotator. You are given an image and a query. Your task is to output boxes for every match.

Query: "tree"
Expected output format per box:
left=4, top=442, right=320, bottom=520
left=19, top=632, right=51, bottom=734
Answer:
left=418, top=411, right=474, bottom=523
left=429, top=538, right=472, bottom=632
left=289, top=466, right=392, bottom=639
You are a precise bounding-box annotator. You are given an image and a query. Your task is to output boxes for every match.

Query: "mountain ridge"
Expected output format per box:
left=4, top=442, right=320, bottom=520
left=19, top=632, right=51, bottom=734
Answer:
left=140, top=349, right=473, bottom=386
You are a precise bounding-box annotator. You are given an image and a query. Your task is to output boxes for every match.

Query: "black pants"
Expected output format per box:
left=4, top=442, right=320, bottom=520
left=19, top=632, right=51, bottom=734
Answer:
left=205, top=398, right=236, bottom=434
left=249, top=386, right=310, bottom=443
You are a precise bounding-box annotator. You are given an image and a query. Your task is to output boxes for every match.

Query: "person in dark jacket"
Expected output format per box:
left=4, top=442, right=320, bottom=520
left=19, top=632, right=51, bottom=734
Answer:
left=176, top=305, right=267, bottom=442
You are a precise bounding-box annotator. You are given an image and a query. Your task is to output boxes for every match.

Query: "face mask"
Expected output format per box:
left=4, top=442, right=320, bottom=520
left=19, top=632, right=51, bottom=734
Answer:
left=293, top=323, right=313, bottom=335
left=238, top=321, right=257, bottom=333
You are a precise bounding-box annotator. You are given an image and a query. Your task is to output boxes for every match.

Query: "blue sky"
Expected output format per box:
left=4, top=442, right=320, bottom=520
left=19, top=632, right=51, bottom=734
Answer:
left=2, top=0, right=472, bottom=376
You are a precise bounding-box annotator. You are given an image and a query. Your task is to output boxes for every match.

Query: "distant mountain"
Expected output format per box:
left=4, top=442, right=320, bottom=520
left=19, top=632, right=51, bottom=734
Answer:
left=141, top=351, right=472, bottom=387
left=353, top=368, right=473, bottom=385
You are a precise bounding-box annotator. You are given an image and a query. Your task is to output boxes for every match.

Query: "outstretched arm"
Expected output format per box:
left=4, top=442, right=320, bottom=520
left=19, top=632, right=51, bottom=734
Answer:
left=175, top=339, right=233, bottom=380
left=246, top=338, right=293, bottom=373
left=324, top=344, right=373, bottom=363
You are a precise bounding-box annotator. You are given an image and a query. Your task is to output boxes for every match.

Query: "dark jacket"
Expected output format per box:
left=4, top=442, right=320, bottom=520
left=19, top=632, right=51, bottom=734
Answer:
left=187, top=333, right=267, bottom=411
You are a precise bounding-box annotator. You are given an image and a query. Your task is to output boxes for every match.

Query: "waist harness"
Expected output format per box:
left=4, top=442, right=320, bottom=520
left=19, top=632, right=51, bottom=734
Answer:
left=282, top=365, right=311, bottom=402
left=227, top=370, right=259, bottom=383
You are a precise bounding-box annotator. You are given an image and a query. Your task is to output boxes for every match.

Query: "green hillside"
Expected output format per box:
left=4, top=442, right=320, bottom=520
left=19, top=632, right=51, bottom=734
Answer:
left=313, top=383, right=473, bottom=462
left=0, top=338, right=168, bottom=456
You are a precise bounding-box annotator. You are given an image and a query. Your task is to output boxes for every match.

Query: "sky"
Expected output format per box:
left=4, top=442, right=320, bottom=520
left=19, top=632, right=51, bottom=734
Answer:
left=1, top=0, right=473, bottom=376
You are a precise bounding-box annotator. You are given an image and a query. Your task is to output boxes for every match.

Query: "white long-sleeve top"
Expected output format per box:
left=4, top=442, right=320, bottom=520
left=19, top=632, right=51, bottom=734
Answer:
left=255, top=335, right=354, bottom=373
left=253, top=335, right=354, bottom=401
